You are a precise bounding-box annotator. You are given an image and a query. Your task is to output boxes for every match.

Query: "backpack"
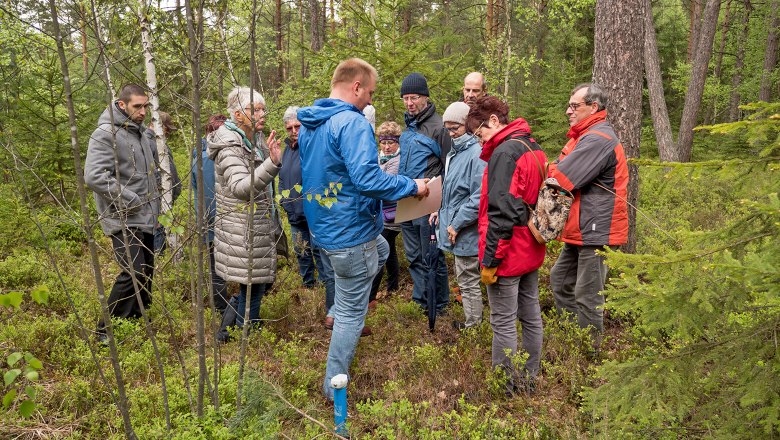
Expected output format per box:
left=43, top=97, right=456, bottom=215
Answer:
left=510, top=139, right=574, bottom=244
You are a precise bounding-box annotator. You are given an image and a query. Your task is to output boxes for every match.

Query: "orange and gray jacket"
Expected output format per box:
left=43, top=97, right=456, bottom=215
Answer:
left=549, top=111, right=628, bottom=246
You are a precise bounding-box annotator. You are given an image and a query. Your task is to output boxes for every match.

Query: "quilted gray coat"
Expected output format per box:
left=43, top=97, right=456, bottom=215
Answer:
left=207, top=124, right=282, bottom=284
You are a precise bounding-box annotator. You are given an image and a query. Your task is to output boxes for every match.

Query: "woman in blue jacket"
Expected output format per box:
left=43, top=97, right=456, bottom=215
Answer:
left=430, top=102, right=486, bottom=330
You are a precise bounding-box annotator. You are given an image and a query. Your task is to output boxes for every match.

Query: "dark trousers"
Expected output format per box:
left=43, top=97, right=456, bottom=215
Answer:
left=401, top=217, right=450, bottom=311
left=369, top=228, right=400, bottom=301
left=208, top=242, right=228, bottom=312
left=98, top=229, right=155, bottom=330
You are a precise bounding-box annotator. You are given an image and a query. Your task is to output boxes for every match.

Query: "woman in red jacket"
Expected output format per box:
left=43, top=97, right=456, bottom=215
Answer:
left=467, top=96, right=547, bottom=396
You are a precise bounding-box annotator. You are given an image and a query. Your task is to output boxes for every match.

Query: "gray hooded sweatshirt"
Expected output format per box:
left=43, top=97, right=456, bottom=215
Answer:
left=85, top=102, right=160, bottom=236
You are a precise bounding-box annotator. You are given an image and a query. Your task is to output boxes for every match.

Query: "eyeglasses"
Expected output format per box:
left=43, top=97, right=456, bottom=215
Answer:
left=244, top=106, right=266, bottom=117
left=473, top=120, right=486, bottom=137
left=567, top=101, right=591, bottom=111
left=285, top=124, right=301, bottom=132
left=379, top=140, right=398, bottom=145
left=445, top=124, right=463, bottom=133
left=402, top=95, right=423, bottom=103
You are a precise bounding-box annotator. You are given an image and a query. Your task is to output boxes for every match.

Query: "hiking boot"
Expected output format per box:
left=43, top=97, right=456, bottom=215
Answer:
left=360, top=326, right=372, bottom=337
left=452, top=320, right=467, bottom=331
left=324, top=316, right=334, bottom=330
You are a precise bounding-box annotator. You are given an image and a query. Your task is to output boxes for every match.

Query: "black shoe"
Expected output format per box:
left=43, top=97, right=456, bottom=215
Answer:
left=95, top=331, right=108, bottom=345
left=452, top=320, right=467, bottom=331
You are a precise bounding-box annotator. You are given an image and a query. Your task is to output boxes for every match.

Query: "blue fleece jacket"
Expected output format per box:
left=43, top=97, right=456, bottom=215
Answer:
left=297, top=98, right=418, bottom=250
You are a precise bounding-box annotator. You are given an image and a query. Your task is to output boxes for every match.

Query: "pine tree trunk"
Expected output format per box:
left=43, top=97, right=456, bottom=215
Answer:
left=687, top=0, right=703, bottom=62
left=728, top=1, right=752, bottom=122
left=49, top=0, right=136, bottom=437
left=643, top=0, right=675, bottom=161
left=80, top=3, right=88, bottom=75
left=309, top=0, right=323, bottom=51
left=593, top=0, right=644, bottom=253
left=709, top=0, right=732, bottom=124
left=759, top=0, right=780, bottom=101
left=676, top=0, right=722, bottom=162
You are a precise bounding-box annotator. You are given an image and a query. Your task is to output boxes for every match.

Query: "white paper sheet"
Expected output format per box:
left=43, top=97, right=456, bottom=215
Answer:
left=394, top=176, right=442, bottom=223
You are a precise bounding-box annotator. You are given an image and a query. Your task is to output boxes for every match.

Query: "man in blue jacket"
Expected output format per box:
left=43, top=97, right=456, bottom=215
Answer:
left=399, top=72, right=453, bottom=314
left=298, top=58, right=429, bottom=400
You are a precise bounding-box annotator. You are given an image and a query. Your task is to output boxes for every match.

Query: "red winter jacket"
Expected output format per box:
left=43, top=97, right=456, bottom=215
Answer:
left=548, top=111, right=628, bottom=246
left=478, top=118, right=546, bottom=277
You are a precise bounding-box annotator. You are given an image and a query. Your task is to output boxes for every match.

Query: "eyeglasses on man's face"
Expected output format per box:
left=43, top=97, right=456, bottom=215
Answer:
left=402, top=95, right=423, bottom=103
left=567, top=101, right=592, bottom=112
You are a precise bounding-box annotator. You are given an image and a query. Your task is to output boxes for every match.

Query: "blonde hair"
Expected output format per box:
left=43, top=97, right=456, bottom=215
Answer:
left=331, top=58, right=377, bottom=88
left=377, top=121, right=402, bottom=137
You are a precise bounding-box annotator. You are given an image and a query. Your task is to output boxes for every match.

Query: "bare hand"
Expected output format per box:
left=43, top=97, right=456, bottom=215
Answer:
left=447, top=225, right=458, bottom=244
left=267, top=130, right=281, bottom=165
left=413, top=178, right=430, bottom=200
left=429, top=212, right=439, bottom=226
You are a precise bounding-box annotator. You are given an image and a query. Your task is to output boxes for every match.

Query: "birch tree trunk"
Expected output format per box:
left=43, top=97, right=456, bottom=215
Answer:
left=593, top=0, right=644, bottom=253
left=49, top=0, right=136, bottom=437
left=676, top=0, right=722, bottom=162
left=138, top=7, right=176, bottom=253
left=759, top=0, right=779, bottom=101
left=643, top=0, right=675, bottom=160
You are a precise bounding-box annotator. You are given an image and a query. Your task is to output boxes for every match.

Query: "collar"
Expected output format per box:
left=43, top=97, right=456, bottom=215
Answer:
left=567, top=110, right=608, bottom=139
left=479, top=118, right=534, bottom=162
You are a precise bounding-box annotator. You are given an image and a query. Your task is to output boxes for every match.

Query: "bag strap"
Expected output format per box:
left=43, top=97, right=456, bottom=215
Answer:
left=508, top=138, right=546, bottom=188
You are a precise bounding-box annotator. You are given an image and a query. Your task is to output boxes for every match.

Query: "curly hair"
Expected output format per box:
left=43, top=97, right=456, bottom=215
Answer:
left=377, top=121, right=402, bottom=138
left=466, top=96, right=510, bottom=133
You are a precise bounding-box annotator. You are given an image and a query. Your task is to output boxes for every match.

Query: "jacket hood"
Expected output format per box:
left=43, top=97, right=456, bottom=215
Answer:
left=98, top=101, right=145, bottom=134
left=479, top=117, right=533, bottom=162
left=206, top=124, right=244, bottom=160
left=567, top=110, right=608, bottom=139
left=404, top=101, right=437, bottom=129
left=297, top=99, right=360, bottom=129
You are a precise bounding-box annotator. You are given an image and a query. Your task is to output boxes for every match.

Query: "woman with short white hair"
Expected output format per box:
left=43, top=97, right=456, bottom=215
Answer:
left=207, top=86, right=283, bottom=341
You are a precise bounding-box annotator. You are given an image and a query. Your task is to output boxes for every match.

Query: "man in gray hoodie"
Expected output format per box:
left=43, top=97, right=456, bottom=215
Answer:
left=85, top=84, right=159, bottom=339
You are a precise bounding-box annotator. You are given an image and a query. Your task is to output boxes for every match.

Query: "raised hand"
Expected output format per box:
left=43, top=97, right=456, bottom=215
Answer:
left=267, top=130, right=281, bottom=165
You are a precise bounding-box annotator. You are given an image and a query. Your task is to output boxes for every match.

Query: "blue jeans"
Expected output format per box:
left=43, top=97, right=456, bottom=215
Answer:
left=318, top=247, right=336, bottom=315
left=290, top=223, right=320, bottom=287
left=401, top=216, right=450, bottom=312
left=320, top=235, right=389, bottom=399
left=235, top=283, right=268, bottom=327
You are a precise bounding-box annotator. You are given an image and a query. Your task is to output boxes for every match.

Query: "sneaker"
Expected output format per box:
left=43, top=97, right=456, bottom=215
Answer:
left=360, top=326, right=372, bottom=337
left=324, top=316, right=334, bottom=330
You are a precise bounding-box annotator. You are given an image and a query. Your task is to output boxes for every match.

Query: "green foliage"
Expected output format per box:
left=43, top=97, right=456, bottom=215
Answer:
left=583, top=153, right=780, bottom=437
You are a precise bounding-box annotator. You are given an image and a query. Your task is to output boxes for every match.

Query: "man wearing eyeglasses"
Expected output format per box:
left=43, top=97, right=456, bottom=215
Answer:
left=398, top=72, right=453, bottom=315
left=548, top=83, right=629, bottom=359
left=85, top=83, right=160, bottom=343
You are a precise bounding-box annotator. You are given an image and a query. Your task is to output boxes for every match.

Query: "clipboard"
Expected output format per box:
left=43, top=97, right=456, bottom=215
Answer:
left=394, top=176, right=442, bottom=223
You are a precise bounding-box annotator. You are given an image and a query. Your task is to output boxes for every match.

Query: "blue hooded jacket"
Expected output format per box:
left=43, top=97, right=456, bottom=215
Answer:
left=297, top=98, right=418, bottom=250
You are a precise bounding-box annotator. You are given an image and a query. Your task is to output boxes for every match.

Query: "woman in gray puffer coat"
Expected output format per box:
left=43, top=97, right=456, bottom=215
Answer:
left=207, top=86, right=282, bottom=338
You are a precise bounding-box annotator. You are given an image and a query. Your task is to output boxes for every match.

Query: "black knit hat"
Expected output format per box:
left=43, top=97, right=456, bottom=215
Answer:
left=400, top=72, right=430, bottom=97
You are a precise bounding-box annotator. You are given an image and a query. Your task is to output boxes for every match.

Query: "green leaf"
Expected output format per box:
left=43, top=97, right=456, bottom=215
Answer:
left=7, top=352, right=23, bottom=367
left=336, top=183, right=343, bottom=191
left=18, top=399, right=35, bottom=418
left=3, top=389, right=16, bottom=409
left=314, top=194, right=322, bottom=201
left=30, top=285, right=49, bottom=305
left=24, top=370, right=39, bottom=381
left=324, top=188, right=330, bottom=196
left=24, top=386, right=36, bottom=400
left=293, top=184, right=302, bottom=193
left=172, top=226, right=185, bottom=234
left=275, top=194, right=282, bottom=202
left=306, top=194, right=312, bottom=202
left=281, top=189, right=290, bottom=198
left=25, top=356, right=42, bottom=370
left=0, top=291, right=24, bottom=309
left=4, top=369, right=21, bottom=386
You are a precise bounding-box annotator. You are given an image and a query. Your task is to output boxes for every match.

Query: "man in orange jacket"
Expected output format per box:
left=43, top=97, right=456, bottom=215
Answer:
left=548, top=83, right=629, bottom=357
